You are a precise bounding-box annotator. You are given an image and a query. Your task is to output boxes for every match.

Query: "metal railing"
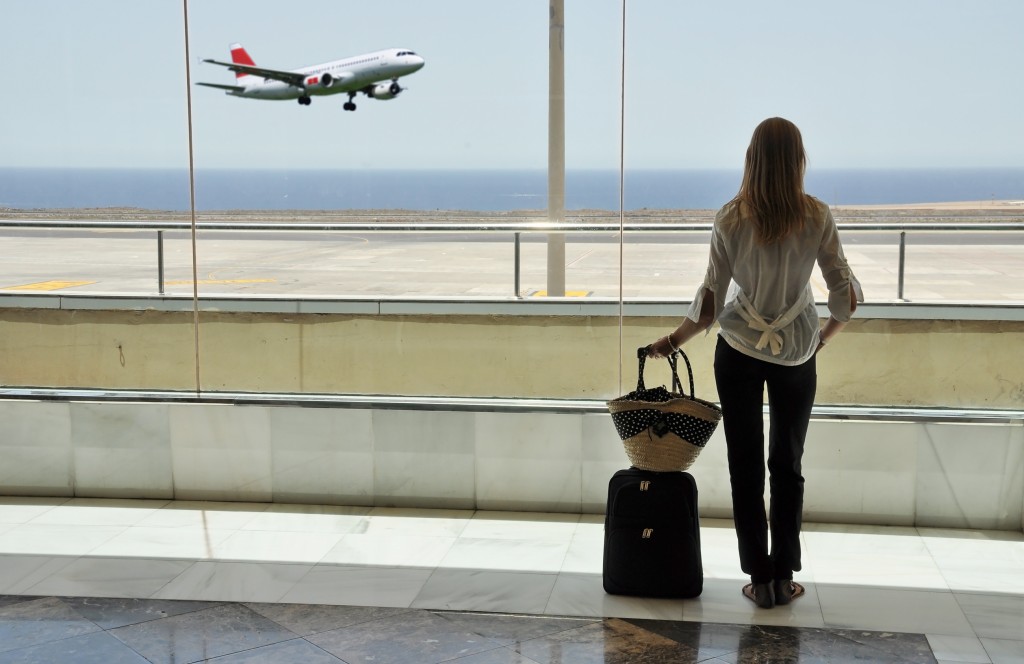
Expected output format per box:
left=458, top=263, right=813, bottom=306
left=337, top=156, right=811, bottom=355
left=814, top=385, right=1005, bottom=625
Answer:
left=1, top=217, right=1021, bottom=300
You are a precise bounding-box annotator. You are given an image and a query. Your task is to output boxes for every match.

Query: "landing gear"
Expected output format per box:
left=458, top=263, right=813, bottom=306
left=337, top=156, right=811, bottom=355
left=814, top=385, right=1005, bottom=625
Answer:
left=343, top=92, right=357, bottom=111
left=298, top=95, right=311, bottom=106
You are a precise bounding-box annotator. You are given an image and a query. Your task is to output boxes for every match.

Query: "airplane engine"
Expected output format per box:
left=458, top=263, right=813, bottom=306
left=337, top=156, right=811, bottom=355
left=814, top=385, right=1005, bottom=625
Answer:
left=368, top=81, right=401, bottom=100
left=305, top=73, right=335, bottom=90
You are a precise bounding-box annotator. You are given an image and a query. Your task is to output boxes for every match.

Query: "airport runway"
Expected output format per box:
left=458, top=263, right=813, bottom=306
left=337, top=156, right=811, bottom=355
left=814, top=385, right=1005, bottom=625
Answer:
left=2, top=223, right=1023, bottom=302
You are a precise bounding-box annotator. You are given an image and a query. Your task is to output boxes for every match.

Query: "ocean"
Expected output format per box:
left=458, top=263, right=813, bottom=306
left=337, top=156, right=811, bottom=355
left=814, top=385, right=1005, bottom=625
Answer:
left=1, top=167, right=1022, bottom=211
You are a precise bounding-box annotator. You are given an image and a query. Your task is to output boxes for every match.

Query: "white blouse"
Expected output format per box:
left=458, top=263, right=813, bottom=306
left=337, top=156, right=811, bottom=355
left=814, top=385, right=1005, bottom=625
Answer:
left=686, top=197, right=864, bottom=366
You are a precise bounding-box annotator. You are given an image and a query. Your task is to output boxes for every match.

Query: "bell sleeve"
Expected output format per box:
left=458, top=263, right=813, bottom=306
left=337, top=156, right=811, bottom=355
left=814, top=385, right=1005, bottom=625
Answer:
left=685, top=217, right=731, bottom=325
left=818, top=209, right=865, bottom=322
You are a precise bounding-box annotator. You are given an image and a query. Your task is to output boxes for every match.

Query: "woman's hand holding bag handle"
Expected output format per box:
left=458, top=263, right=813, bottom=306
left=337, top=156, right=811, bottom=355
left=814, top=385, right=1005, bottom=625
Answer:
left=606, top=347, right=722, bottom=472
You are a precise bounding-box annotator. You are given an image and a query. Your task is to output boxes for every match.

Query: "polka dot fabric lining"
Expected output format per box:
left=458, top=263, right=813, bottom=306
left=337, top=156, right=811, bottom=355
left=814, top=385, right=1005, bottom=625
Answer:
left=607, top=348, right=723, bottom=472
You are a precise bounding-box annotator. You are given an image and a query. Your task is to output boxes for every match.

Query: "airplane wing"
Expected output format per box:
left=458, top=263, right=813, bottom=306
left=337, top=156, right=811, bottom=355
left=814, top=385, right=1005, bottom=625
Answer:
left=202, top=58, right=307, bottom=87
left=196, top=82, right=246, bottom=92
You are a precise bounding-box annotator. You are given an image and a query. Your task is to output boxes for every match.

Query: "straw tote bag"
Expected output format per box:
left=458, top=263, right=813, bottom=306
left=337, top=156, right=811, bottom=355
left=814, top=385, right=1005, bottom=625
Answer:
left=607, top=347, right=722, bottom=472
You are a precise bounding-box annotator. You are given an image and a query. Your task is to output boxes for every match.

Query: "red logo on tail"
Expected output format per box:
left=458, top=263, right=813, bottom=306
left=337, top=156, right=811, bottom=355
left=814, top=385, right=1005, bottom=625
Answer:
left=229, top=45, right=256, bottom=79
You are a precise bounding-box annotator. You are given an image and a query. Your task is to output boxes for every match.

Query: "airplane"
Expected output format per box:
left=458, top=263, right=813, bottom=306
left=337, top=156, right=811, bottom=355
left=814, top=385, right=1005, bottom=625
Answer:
left=197, top=43, right=425, bottom=111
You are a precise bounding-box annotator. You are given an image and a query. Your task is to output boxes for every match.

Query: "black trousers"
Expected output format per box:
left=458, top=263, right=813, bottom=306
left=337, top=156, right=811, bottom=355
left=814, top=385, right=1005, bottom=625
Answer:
left=714, top=336, right=816, bottom=583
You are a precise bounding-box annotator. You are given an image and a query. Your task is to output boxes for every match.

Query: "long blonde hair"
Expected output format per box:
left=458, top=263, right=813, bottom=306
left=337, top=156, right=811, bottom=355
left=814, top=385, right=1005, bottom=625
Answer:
left=732, top=117, right=811, bottom=244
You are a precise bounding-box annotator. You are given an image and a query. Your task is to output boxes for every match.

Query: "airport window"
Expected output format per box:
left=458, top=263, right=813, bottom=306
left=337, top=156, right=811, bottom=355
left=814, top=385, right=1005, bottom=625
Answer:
left=0, top=1, right=1021, bottom=399
left=0, top=1, right=194, bottom=391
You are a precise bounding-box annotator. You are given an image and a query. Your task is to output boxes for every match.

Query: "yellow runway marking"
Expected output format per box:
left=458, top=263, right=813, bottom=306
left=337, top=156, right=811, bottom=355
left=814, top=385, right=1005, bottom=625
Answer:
left=165, top=278, right=277, bottom=285
left=530, top=290, right=591, bottom=297
left=1, top=280, right=97, bottom=291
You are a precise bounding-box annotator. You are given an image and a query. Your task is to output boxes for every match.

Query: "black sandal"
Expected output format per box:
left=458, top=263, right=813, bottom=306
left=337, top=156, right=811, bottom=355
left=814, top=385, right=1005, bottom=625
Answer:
left=774, top=580, right=805, bottom=605
left=742, top=582, right=775, bottom=609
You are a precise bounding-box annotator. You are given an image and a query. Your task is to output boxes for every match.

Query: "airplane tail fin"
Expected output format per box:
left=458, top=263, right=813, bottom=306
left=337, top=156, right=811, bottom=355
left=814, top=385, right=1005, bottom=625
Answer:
left=229, top=43, right=256, bottom=79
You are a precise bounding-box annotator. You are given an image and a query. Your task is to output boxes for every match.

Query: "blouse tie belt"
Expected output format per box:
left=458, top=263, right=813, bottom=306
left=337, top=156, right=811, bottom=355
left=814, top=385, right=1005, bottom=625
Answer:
left=735, top=290, right=812, bottom=356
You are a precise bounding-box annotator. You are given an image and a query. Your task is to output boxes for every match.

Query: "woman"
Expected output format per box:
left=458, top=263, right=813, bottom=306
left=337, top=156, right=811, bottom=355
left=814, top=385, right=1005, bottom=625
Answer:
left=647, top=117, right=863, bottom=609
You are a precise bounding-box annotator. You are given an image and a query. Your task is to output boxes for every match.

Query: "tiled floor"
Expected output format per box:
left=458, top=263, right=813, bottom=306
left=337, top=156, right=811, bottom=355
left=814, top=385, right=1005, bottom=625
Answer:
left=1, top=497, right=1022, bottom=663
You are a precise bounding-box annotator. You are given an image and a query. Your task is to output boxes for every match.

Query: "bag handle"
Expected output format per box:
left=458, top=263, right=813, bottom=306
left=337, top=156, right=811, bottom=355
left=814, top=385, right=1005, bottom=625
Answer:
left=636, top=346, right=695, bottom=397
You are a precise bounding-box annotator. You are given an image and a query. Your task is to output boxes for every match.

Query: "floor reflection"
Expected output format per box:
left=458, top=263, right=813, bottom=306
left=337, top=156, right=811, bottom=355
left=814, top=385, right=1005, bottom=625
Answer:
left=626, top=618, right=937, bottom=664
left=0, top=596, right=941, bottom=664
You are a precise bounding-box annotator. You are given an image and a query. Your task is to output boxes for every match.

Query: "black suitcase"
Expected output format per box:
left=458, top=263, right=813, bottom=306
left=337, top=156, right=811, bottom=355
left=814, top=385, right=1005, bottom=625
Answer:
left=603, top=468, right=703, bottom=598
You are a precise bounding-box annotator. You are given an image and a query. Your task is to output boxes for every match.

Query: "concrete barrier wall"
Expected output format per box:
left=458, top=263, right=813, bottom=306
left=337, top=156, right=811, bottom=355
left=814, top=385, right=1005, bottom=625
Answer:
left=2, top=307, right=1023, bottom=409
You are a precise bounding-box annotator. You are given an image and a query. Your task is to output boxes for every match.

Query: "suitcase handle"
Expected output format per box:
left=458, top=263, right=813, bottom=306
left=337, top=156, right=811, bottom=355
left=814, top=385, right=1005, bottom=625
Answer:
left=636, top=346, right=695, bottom=398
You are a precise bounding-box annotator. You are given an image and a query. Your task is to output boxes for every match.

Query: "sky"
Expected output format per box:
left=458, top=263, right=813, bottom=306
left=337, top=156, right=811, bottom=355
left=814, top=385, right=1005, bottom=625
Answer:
left=0, top=0, right=1022, bottom=171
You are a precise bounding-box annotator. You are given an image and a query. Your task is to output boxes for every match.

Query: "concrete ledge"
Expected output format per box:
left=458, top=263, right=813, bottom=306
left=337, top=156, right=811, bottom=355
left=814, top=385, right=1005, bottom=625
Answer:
left=2, top=390, right=1021, bottom=531
left=3, top=292, right=1024, bottom=320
